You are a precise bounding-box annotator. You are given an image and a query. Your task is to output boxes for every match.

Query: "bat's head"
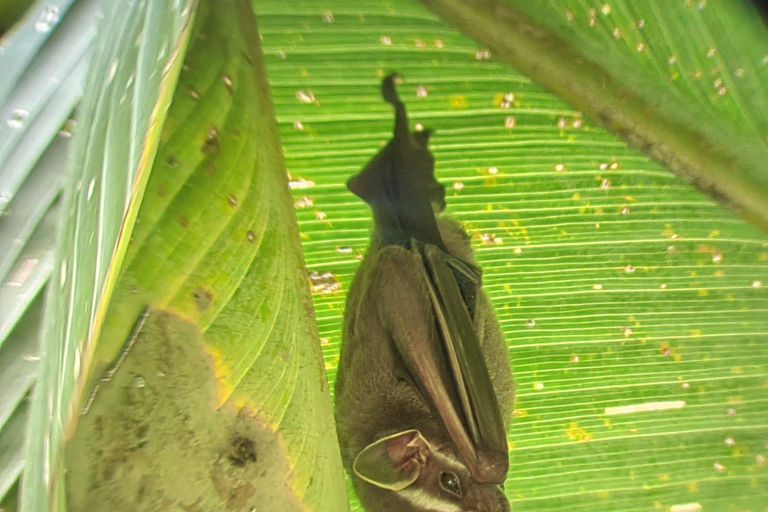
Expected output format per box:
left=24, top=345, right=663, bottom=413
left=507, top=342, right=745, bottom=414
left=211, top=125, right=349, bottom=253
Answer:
left=347, top=74, right=447, bottom=248
left=352, top=429, right=510, bottom=512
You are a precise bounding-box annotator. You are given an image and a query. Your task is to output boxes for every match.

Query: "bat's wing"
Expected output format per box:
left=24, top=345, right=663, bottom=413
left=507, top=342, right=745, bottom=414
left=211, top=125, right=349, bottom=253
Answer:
left=413, top=240, right=509, bottom=484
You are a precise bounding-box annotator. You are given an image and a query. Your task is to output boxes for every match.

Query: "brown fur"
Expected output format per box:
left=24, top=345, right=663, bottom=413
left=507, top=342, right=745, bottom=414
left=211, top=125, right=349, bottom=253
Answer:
left=334, top=217, right=514, bottom=511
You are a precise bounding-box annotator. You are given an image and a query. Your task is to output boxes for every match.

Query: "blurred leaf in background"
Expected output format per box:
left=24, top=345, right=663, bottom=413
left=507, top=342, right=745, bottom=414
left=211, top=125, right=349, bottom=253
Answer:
left=0, top=0, right=96, bottom=508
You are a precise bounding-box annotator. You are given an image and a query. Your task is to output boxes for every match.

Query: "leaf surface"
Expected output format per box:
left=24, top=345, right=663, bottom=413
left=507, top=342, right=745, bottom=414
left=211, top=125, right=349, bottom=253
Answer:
left=254, top=0, right=768, bottom=509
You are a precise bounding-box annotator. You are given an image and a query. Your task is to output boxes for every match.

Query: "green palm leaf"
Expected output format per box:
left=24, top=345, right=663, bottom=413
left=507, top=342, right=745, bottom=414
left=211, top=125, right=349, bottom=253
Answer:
left=0, top=0, right=765, bottom=510
left=255, top=0, right=768, bottom=509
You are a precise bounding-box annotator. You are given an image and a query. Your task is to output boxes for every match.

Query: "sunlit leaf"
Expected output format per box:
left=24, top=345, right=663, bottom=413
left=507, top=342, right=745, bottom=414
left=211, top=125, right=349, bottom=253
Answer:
left=255, top=0, right=768, bottom=509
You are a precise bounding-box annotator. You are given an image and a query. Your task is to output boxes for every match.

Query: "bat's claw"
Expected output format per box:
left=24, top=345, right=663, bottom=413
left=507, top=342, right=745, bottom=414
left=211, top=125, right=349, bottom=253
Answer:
left=382, top=72, right=402, bottom=106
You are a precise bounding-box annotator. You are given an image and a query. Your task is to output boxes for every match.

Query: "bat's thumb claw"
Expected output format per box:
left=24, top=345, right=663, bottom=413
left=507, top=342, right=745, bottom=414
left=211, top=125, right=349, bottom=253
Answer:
left=473, top=451, right=509, bottom=484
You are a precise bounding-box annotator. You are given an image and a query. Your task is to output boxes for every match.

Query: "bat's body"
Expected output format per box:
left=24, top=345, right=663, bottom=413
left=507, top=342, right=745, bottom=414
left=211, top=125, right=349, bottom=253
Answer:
left=334, top=74, right=514, bottom=512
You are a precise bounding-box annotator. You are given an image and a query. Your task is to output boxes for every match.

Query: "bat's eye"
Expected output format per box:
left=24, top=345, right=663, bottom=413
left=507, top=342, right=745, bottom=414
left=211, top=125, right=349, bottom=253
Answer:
left=439, top=472, right=462, bottom=496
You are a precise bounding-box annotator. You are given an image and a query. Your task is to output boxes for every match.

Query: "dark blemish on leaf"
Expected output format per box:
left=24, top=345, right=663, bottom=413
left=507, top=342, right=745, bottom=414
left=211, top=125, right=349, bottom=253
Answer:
left=193, top=288, right=214, bottom=311
left=202, top=127, right=220, bottom=156
left=205, top=161, right=216, bottom=177
left=157, top=185, right=167, bottom=197
left=232, top=127, right=242, bottom=138
left=228, top=437, right=257, bottom=467
left=167, top=156, right=178, bottom=168
left=178, top=216, right=189, bottom=228
left=246, top=230, right=256, bottom=242
left=137, top=423, right=149, bottom=439
left=228, top=195, right=238, bottom=207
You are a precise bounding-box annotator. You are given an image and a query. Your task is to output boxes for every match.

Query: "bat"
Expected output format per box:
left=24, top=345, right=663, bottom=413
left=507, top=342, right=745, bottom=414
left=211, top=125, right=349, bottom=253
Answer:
left=334, top=74, right=515, bottom=512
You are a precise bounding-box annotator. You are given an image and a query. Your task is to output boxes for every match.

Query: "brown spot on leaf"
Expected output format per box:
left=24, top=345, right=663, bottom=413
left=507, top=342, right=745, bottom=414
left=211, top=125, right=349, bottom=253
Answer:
left=228, top=437, right=257, bottom=467
left=193, top=288, right=214, bottom=311
left=178, top=216, right=189, bottom=228
left=202, top=127, right=220, bottom=156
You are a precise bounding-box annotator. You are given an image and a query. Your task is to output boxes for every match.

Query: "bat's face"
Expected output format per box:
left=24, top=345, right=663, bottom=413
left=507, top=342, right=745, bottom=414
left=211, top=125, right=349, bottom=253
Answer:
left=353, top=430, right=511, bottom=512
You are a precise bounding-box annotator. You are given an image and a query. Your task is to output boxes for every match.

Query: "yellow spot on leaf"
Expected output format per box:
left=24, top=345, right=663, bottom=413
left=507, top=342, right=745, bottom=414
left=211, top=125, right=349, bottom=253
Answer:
left=708, top=229, right=721, bottom=239
left=449, top=95, right=468, bottom=108
left=513, top=409, right=528, bottom=418
left=690, top=329, right=702, bottom=337
left=714, top=270, right=724, bottom=277
left=759, top=253, right=768, bottom=262
left=732, top=367, right=743, bottom=374
left=565, top=422, right=592, bottom=442
left=728, top=396, right=743, bottom=404
left=697, top=289, right=709, bottom=297
left=204, top=345, right=235, bottom=408
left=507, top=441, right=516, bottom=450
left=572, top=192, right=581, bottom=200
left=659, top=473, right=670, bottom=482
left=687, top=482, right=699, bottom=493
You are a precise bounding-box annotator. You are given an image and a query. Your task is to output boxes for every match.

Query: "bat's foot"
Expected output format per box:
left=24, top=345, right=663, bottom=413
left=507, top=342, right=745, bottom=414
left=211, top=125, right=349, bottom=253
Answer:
left=382, top=72, right=402, bottom=106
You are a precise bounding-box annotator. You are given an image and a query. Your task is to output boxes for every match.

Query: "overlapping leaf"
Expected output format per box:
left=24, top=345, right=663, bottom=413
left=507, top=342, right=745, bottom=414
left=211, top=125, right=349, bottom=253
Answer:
left=75, top=0, right=348, bottom=509
left=419, top=0, right=768, bottom=232
left=20, top=0, right=197, bottom=509
left=254, top=0, right=768, bottom=510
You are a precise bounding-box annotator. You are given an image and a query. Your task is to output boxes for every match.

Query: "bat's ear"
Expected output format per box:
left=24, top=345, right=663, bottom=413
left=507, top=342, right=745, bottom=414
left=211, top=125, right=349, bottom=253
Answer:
left=353, top=429, right=432, bottom=490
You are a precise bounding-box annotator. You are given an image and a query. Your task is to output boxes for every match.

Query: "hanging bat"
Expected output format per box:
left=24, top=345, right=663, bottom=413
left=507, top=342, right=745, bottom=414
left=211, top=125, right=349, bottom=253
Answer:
left=334, top=74, right=515, bottom=512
